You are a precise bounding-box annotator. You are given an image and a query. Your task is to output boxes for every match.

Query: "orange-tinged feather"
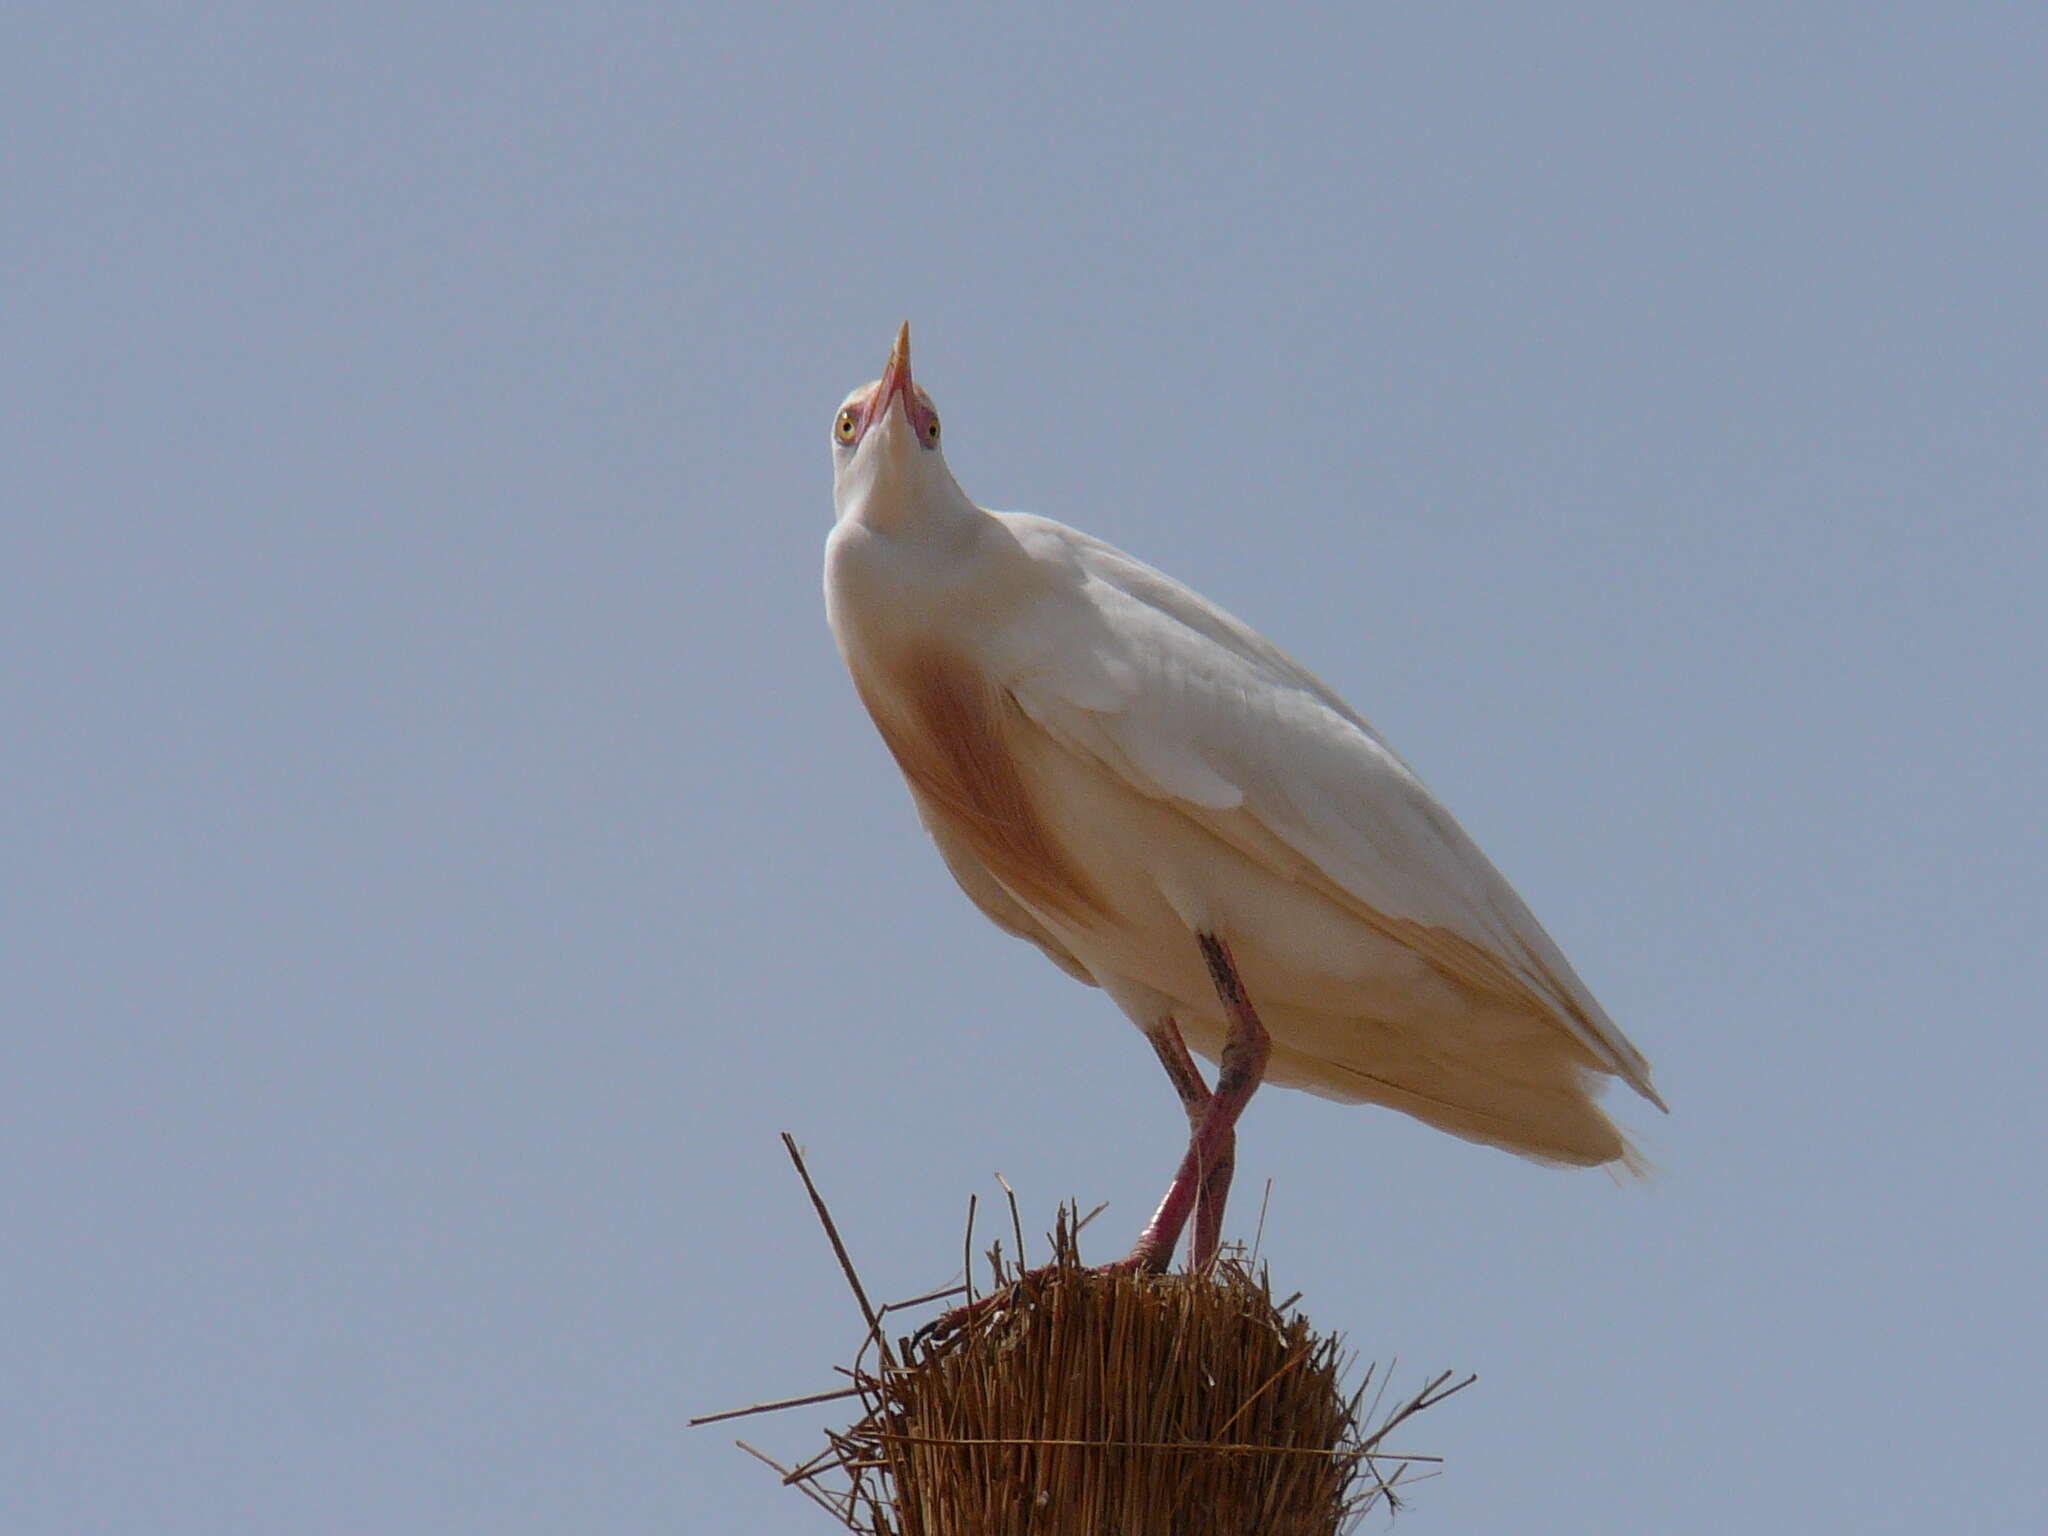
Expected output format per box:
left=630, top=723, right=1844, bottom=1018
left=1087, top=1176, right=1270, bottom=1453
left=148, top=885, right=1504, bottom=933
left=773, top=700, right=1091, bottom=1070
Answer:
left=856, top=646, right=1109, bottom=929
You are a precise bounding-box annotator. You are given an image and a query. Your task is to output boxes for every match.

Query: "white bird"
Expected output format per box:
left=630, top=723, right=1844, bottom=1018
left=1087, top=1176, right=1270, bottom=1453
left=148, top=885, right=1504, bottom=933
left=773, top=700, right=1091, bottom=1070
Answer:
left=825, top=324, right=1663, bottom=1273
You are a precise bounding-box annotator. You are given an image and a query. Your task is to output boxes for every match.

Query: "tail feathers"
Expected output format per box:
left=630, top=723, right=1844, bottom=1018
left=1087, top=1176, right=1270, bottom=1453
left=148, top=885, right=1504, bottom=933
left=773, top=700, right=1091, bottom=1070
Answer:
left=1266, top=1023, right=1635, bottom=1168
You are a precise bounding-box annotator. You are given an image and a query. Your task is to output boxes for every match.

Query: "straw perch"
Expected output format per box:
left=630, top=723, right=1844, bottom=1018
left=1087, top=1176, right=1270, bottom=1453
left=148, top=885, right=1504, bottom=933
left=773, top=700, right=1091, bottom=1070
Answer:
left=697, top=1139, right=1470, bottom=1534
left=856, top=1225, right=1443, bottom=1533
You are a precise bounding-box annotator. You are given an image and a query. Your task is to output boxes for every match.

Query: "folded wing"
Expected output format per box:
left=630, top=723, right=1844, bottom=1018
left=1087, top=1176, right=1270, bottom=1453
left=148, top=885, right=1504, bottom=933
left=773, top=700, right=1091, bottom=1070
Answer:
left=986, top=515, right=1663, bottom=1110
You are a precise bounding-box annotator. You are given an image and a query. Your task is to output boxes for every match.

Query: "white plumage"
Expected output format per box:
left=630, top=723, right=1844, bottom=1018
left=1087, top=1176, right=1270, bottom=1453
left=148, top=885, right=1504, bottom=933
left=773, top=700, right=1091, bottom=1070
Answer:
left=825, top=325, right=1662, bottom=1271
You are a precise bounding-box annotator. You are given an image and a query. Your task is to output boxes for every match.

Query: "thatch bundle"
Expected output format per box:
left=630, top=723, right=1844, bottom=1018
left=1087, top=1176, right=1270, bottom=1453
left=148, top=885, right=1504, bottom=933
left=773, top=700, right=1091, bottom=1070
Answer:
left=857, top=1253, right=1356, bottom=1533
left=699, top=1143, right=1467, bottom=1534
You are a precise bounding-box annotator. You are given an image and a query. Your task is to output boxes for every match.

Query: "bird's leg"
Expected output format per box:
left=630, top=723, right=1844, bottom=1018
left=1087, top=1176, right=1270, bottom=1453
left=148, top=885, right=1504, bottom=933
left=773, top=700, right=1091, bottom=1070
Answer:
left=1126, top=934, right=1272, bottom=1273
left=914, top=943, right=1268, bottom=1346
left=1142, top=1017, right=1236, bottom=1275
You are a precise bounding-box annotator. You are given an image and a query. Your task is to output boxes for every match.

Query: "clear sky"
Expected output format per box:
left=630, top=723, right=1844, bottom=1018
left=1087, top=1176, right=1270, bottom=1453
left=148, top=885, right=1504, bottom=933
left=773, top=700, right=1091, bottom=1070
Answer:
left=6, top=5, right=2045, bottom=1532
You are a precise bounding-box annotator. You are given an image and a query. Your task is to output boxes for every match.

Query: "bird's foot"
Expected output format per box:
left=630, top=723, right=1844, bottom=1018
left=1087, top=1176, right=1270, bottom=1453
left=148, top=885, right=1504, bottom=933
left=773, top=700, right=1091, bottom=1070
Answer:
left=908, top=1265, right=1058, bottom=1349
left=1115, top=1235, right=1177, bottom=1276
left=909, top=1245, right=1177, bottom=1350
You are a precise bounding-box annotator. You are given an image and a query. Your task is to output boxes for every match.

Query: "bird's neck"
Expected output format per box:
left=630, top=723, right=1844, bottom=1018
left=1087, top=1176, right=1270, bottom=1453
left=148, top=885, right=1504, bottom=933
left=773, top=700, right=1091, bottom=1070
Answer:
left=826, top=482, right=1018, bottom=665
left=842, top=465, right=983, bottom=542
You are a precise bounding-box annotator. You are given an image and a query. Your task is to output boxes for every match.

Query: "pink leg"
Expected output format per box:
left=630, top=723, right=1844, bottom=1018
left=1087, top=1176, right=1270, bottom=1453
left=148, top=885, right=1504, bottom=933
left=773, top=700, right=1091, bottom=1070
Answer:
left=1142, top=1018, right=1236, bottom=1272
left=1126, top=934, right=1271, bottom=1273
left=914, top=937, right=1270, bottom=1345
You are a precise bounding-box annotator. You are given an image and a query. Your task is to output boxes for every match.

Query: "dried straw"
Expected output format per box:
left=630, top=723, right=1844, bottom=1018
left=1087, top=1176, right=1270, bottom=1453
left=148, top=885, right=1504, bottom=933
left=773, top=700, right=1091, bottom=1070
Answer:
left=694, top=1139, right=1471, bottom=1534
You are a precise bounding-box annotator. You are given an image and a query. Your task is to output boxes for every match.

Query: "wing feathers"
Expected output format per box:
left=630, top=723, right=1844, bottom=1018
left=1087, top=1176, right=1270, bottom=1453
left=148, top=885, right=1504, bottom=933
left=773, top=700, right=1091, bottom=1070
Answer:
left=990, top=515, right=1662, bottom=1108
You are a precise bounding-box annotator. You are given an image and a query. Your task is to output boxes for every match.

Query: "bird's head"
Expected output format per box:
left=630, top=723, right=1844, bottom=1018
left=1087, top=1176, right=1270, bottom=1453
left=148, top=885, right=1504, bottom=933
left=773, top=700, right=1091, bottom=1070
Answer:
left=830, top=323, right=969, bottom=530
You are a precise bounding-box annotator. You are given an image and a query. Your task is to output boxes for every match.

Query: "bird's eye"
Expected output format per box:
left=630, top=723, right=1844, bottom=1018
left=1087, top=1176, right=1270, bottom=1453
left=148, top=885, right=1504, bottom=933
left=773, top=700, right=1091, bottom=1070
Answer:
left=834, top=409, right=859, bottom=445
left=924, top=415, right=941, bottom=445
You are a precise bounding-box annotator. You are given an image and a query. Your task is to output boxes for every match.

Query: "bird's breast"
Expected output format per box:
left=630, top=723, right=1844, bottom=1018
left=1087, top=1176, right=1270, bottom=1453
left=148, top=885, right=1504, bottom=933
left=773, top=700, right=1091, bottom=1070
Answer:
left=850, top=641, right=1111, bottom=932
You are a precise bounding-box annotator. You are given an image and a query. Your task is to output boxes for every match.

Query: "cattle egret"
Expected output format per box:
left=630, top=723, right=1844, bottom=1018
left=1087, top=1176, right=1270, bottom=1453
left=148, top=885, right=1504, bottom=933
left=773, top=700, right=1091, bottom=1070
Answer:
left=825, top=325, right=1663, bottom=1273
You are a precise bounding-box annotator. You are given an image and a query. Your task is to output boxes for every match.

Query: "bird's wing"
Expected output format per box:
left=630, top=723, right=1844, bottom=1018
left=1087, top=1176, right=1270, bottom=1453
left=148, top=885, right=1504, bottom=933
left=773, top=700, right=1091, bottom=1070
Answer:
left=985, top=515, right=1662, bottom=1106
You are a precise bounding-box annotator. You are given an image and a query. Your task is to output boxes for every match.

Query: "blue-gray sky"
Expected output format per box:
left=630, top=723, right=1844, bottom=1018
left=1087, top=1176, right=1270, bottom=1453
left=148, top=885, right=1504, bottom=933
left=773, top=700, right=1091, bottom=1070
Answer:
left=7, top=5, right=2045, bottom=1532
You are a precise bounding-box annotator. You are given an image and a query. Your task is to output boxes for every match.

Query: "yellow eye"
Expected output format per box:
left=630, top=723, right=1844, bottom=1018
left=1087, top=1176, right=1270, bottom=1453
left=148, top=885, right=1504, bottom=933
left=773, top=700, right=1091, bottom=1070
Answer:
left=924, top=415, right=940, bottom=445
left=834, top=409, right=859, bottom=445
